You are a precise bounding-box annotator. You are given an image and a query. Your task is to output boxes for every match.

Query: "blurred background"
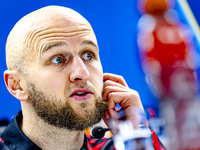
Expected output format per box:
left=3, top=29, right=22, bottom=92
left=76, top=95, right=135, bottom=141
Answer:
left=0, top=0, right=199, bottom=135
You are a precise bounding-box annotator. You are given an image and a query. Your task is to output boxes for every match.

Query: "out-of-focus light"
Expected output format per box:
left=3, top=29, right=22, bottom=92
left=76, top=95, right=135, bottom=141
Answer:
left=164, top=9, right=180, bottom=25
left=137, top=14, right=156, bottom=32
left=115, top=141, right=125, bottom=150
left=137, top=32, right=154, bottom=52
left=145, top=0, right=167, bottom=15
left=157, top=26, right=182, bottom=44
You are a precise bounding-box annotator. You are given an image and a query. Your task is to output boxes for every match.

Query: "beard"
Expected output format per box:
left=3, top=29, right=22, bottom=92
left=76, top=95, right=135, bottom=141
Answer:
left=27, top=82, right=108, bottom=131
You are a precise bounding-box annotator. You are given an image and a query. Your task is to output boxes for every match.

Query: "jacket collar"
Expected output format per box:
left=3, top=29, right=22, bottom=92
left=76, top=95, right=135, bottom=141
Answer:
left=1, top=111, right=88, bottom=150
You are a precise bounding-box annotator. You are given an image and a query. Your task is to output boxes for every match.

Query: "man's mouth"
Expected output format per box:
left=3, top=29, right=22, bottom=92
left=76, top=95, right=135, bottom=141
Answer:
left=74, top=92, right=89, bottom=96
left=70, top=89, right=93, bottom=101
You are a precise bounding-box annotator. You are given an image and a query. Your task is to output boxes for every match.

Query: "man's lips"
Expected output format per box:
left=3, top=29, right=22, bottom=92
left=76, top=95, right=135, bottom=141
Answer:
left=70, top=89, right=93, bottom=101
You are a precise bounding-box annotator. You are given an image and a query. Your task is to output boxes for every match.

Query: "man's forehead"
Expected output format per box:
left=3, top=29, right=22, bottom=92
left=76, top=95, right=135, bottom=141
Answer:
left=26, top=6, right=95, bottom=48
left=37, top=8, right=97, bottom=58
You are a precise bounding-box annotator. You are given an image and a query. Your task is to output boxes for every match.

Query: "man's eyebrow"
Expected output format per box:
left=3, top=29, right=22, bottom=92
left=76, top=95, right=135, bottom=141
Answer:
left=41, top=41, right=67, bottom=53
left=81, top=40, right=98, bottom=48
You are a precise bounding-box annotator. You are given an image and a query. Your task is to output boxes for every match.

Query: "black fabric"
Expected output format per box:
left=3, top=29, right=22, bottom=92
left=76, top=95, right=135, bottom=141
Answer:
left=0, top=111, right=41, bottom=150
left=0, top=111, right=114, bottom=150
left=0, top=111, right=164, bottom=150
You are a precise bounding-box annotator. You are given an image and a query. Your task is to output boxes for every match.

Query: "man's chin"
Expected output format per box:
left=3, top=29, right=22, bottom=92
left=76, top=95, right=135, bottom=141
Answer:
left=28, top=81, right=107, bottom=130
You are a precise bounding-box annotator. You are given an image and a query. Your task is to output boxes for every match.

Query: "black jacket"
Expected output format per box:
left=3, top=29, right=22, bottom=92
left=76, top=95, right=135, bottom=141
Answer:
left=0, top=111, right=165, bottom=150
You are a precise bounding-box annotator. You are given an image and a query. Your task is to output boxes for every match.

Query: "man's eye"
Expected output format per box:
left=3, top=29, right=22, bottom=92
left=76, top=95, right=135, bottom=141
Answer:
left=51, top=56, right=65, bottom=64
left=82, top=52, right=93, bottom=60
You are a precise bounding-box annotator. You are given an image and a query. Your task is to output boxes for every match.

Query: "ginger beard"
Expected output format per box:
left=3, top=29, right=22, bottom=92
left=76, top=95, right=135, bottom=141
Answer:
left=27, top=82, right=108, bottom=131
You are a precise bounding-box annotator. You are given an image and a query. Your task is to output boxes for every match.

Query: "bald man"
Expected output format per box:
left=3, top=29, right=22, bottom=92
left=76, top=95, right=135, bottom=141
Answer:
left=0, top=5, right=164, bottom=150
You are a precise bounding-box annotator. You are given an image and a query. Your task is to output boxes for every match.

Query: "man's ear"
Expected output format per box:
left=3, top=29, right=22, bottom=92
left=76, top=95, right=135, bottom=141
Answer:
left=4, top=70, right=28, bottom=101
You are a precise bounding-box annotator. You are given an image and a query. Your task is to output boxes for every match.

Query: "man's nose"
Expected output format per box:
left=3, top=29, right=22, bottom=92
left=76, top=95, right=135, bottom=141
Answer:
left=70, top=57, right=90, bottom=82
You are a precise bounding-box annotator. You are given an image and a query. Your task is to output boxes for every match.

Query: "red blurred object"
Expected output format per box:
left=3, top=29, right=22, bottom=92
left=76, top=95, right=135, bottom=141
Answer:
left=137, top=0, right=200, bottom=149
left=137, top=0, right=198, bottom=98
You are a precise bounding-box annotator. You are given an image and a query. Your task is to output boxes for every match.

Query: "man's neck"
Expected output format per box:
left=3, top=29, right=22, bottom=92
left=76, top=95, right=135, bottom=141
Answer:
left=20, top=110, right=85, bottom=150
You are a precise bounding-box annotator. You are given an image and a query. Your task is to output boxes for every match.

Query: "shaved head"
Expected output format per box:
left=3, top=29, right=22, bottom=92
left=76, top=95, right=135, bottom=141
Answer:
left=6, top=5, right=94, bottom=74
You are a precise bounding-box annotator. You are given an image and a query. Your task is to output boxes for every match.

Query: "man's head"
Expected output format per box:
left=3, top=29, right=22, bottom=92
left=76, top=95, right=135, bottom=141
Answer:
left=4, top=5, right=107, bottom=130
left=6, top=5, right=94, bottom=73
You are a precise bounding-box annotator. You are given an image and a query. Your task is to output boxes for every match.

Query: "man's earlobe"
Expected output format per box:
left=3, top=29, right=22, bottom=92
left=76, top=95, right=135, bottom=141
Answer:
left=4, top=70, right=28, bottom=101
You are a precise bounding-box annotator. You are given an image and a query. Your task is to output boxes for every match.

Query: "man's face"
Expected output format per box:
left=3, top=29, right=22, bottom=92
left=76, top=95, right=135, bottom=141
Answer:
left=24, top=9, right=107, bottom=130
